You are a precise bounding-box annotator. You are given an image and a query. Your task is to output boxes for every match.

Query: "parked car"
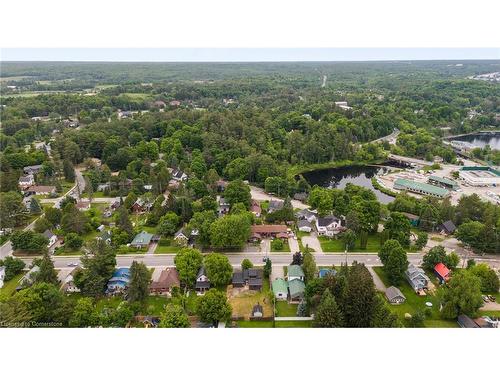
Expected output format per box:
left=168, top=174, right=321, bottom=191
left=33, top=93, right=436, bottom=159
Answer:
left=482, top=295, right=489, bottom=302
left=67, top=262, right=78, bottom=267
left=488, top=295, right=496, bottom=302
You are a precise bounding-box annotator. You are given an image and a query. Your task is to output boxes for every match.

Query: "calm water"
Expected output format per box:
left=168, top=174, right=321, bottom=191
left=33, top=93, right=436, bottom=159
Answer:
left=451, top=134, right=500, bottom=150
left=302, top=165, right=395, bottom=204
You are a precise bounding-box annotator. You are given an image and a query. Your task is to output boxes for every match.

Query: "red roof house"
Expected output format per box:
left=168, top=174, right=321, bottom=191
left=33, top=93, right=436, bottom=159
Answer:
left=434, top=263, right=451, bottom=283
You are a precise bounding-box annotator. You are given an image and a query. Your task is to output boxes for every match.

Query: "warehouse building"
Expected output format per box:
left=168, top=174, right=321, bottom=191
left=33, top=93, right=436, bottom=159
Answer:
left=428, top=175, right=459, bottom=190
left=459, top=166, right=500, bottom=187
left=394, top=178, right=450, bottom=198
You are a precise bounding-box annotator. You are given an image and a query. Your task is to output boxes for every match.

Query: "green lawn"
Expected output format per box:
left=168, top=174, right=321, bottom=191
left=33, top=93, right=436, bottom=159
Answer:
left=236, top=320, right=312, bottom=328
left=155, top=238, right=181, bottom=254
left=275, top=300, right=298, bottom=317
left=270, top=240, right=291, bottom=253
left=0, top=272, right=25, bottom=298
left=373, top=267, right=458, bottom=327
left=117, top=245, right=148, bottom=254
left=54, top=247, right=83, bottom=256
left=320, top=233, right=384, bottom=253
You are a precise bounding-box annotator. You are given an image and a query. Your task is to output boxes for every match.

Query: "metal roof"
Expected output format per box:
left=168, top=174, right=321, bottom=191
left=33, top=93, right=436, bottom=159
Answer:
left=394, top=178, right=449, bottom=197
left=428, top=175, right=458, bottom=186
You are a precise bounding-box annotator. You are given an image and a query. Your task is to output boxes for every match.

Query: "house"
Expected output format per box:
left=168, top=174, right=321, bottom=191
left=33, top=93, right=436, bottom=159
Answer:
left=17, top=266, right=40, bottom=290
left=61, top=267, right=81, bottom=293
left=97, top=231, right=112, bottom=245
left=293, top=192, right=308, bottom=202
left=272, top=278, right=288, bottom=300
left=318, top=268, right=337, bottom=278
left=401, top=212, right=420, bottom=227
left=43, top=230, right=57, bottom=248
left=295, top=208, right=318, bottom=223
left=143, top=184, right=153, bottom=191
left=287, top=265, right=305, bottom=282
left=250, top=200, right=262, bottom=217
left=131, top=198, right=152, bottom=213
left=169, top=100, right=181, bottom=107
left=97, top=183, right=110, bottom=192
left=117, top=110, right=133, bottom=120
left=316, top=215, right=343, bottom=237
left=97, top=224, right=105, bottom=232
left=0, top=266, right=5, bottom=288
left=152, top=100, right=167, bottom=109
left=106, top=268, right=131, bottom=295
left=131, top=231, right=154, bottom=248
left=250, top=225, right=288, bottom=241
left=385, top=286, right=406, bottom=304
left=216, top=180, right=228, bottom=192
left=150, top=268, right=180, bottom=296
left=174, top=229, right=190, bottom=245
left=405, top=264, right=430, bottom=293
left=232, top=268, right=263, bottom=291
left=439, top=220, right=456, bottom=235
left=268, top=200, right=284, bottom=213
left=76, top=201, right=90, bottom=211
left=171, top=169, right=187, bottom=181
left=288, top=279, right=305, bottom=302
left=335, top=101, right=353, bottom=110
left=110, top=199, right=121, bottom=210
left=23, top=165, right=43, bottom=175
left=195, top=267, right=210, bottom=294
left=252, top=303, right=264, bottom=318
left=26, top=185, right=56, bottom=195
left=297, top=220, right=313, bottom=233
left=217, top=196, right=231, bottom=216
left=457, top=314, right=480, bottom=328
left=18, top=174, right=35, bottom=189
left=434, top=263, right=451, bottom=283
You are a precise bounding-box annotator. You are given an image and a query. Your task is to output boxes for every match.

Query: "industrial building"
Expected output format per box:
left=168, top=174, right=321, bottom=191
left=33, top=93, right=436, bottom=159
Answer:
left=394, top=178, right=450, bottom=198
left=428, top=175, right=459, bottom=190
left=459, top=166, right=500, bottom=187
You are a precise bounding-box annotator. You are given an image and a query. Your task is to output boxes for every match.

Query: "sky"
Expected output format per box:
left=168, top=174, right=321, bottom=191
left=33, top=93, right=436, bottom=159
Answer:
left=2, top=48, right=499, bottom=62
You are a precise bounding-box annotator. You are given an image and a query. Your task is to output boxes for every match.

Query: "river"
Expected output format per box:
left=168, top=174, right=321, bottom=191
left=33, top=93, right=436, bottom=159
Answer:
left=302, top=165, right=395, bottom=204
left=450, top=133, right=500, bottom=150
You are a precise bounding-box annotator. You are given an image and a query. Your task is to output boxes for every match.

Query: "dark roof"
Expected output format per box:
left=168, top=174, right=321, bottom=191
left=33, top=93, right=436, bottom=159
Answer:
left=232, top=272, right=245, bottom=284
left=298, top=220, right=312, bottom=228
left=441, top=220, right=456, bottom=233
left=196, top=267, right=207, bottom=279
left=252, top=304, right=263, bottom=315
left=195, top=281, right=210, bottom=289
left=458, top=315, right=479, bottom=328
left=317, top=215, right=340, bottom=227
left=248, top=278, right=263, bottom=287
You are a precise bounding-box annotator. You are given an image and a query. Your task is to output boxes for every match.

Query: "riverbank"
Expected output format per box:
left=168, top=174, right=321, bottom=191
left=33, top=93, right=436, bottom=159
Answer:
left=371, top=177, right=398, bottom=198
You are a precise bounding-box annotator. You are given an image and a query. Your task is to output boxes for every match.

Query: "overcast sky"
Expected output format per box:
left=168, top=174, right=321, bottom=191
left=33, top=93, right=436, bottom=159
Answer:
left=2, top=48, right=499, bottom=62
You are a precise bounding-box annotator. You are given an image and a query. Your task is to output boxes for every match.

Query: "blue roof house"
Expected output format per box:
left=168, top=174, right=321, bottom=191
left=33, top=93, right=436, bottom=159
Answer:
left=106, top=268, right=131, bottom=295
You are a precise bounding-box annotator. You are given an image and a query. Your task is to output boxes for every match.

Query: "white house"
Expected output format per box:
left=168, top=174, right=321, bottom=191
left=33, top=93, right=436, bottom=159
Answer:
left=316, top=215, right=343, bottom=237
left=297, top=220, right=313, bottom=233
left=18, top=174, right=35, bottom=189
left=61, top=268, right=81, bottom=293
left=295, top=208, right=318, bottom=223
left=195, top=267, right=210, bottom=294
left=0, top=266, right=5, bottom=288
left=171, top=169, right=187, bottom=181
left=43, top=230, right=57, bottom=248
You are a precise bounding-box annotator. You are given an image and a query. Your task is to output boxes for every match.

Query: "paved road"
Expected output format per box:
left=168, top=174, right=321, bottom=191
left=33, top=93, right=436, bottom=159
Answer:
left=250, top=185, right=308, bottom=210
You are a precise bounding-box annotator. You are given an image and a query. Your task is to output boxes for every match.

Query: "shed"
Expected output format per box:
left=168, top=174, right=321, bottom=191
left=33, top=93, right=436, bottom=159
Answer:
left=385, top=286, right=406, bottom=304
left=272, top=278, right=288, bottom=300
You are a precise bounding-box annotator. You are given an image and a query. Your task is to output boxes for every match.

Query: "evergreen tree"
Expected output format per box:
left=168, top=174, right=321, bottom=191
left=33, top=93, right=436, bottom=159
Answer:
left=313, top=289, right=344, bottom=327
left=34, top=251, right=59, bottom=286
left=127, top=261, right=151, bottom=303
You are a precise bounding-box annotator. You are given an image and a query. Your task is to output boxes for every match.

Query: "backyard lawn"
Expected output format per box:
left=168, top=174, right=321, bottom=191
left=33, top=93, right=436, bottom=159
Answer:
left=373, top=267, right=458, bottom=327
left=228, top=279, right=273, bottom=319
left=236, top=320, right=312, bottom=328
left=275, top=300, right=298, bottom=317
left=0, top=272, right=25, bottom=298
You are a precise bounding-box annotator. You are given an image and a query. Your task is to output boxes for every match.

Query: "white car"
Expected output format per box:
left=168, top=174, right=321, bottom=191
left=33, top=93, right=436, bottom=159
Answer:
left=67, top=262, right=78, bottom=267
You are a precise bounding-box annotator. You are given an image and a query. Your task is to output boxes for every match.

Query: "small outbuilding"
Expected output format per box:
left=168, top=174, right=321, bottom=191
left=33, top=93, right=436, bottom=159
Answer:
left=385, top=286, right=406, bottom=304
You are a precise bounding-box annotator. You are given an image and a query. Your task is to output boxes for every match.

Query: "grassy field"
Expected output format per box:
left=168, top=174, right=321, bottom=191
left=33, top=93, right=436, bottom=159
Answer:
left=320, top=233, right=384, bottom=253
left=373, top=267, right=458, bottom=327
left=0, top=272, right=25, bottom=298
left=228, top=279, right=272, bottom=319
left=275, top=300, right=298, bottom=317
left=236, top=320, right=312, bottom=328
left=270, top=240, right=291, bottom=253
left=155, top=238, right=181, bottom=254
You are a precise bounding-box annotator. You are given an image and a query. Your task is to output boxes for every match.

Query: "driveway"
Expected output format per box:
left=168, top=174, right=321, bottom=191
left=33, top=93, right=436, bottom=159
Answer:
left=288, top=237, right=300, bottom=253
left=147, top=242, right=158, bottom=255
left=270, top=265, right=284, bottom=281
left=249, top=185, right=308, bottom=210
left=151, top=266, right=166, bottom=281
left=301, top=233, right=322, bottom=253
left=260, top=239, right=271, bottom=255
left=367, top=266, right=386, bottom=292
